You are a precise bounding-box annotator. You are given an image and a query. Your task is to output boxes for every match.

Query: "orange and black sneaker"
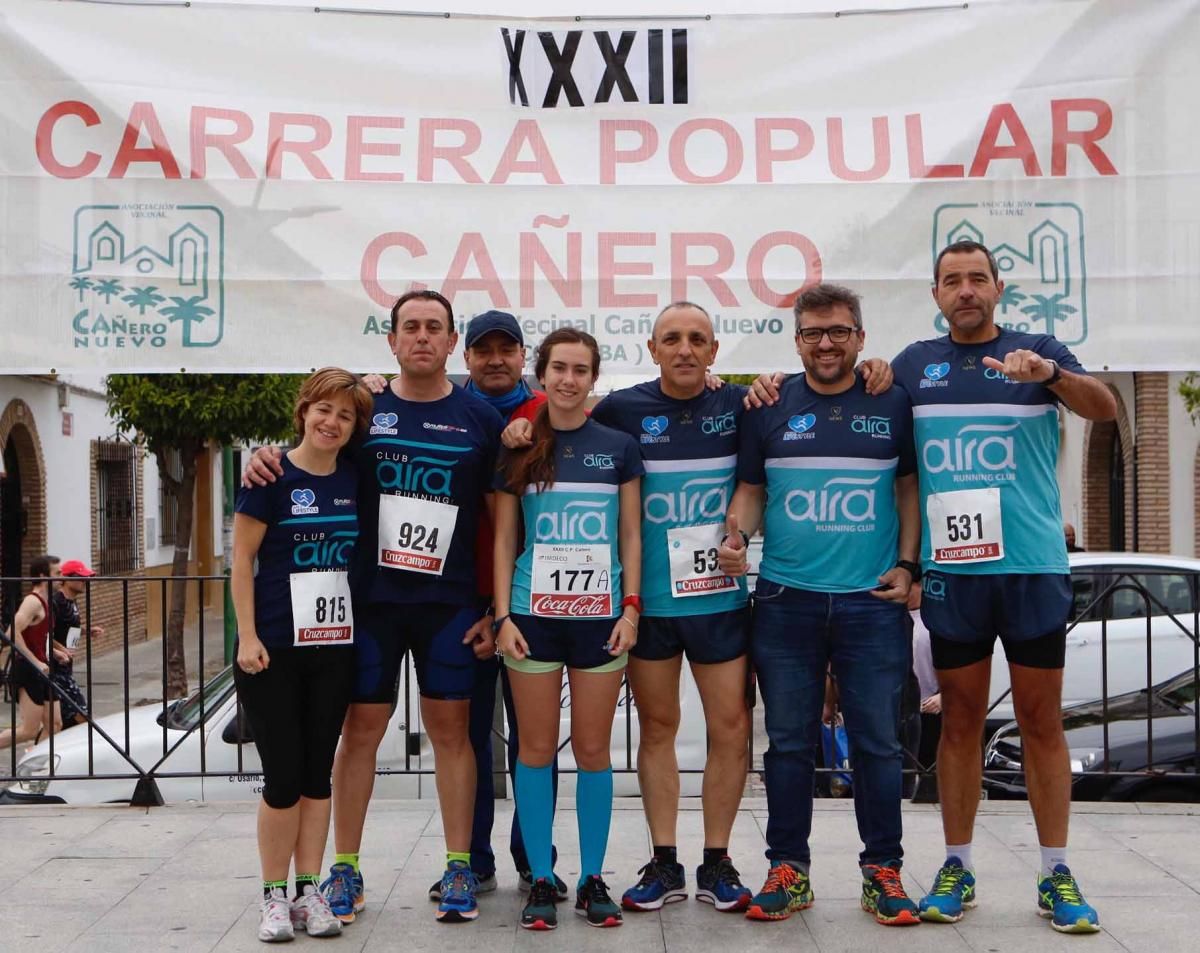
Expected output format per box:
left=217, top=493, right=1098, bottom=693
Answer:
left=861, top=862, right=920, bottom=926
left=745, top=862, right=814, bottom=921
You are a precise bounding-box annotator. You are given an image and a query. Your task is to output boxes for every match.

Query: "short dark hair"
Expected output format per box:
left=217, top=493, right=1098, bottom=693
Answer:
left=390, top=289, right=454, bottom=332
left=934, top=239, right=999, bottom=284
left=652, top=301, right=713, bottom=341
left=793, top=283, right=863, bottom=332
left=30, top=554, right=57, bottom=578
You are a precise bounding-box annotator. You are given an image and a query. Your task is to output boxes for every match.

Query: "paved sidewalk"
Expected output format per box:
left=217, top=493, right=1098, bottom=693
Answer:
left=0, top=798, right=1195, bottom=953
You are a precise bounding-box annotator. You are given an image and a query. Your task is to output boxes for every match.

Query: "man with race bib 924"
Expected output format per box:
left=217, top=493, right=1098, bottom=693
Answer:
left=719, top=283, right=923, bottom=927
left=893, top=239, right=1116, bottom=934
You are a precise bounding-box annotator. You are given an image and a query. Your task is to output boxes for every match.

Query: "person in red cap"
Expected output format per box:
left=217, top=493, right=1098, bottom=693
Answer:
left=51, top=560, right=103, bottom=728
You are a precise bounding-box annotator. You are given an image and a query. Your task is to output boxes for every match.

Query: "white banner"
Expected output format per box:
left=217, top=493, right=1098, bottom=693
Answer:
left=1, top=0, right=1198, bottom=373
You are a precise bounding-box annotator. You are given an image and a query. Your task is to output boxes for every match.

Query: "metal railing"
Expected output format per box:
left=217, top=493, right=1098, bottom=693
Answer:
left=2, top=568, right=1197, bottom=805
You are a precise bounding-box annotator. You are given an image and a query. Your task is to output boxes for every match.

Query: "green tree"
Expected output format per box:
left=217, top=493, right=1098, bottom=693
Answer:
left=1020, top=293, right=1077, bottom=337
left=719, top=374, right=762, bottom=386
left=69, top=276, right=93, bottom=302
left=1181, top=373, right=1200, bottom=423
left=160, top=296, right=216, bottom=346
left=998, top=283, right=1027, bottom=315
left=106, top=374, right=303, bottom=696
left=93, top=278, right=124, bottom=304
left=122, top=285, right=166, bottom=315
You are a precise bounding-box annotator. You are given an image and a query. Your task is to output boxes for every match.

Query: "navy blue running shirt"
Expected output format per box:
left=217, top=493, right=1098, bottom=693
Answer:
left=236, top=456, right=360, bottom=649
left=591, top=381, right=750, bottom=618
left=737, top=374, right=916, bottom=593
left=892, top=328, right=1085, bottom=575
left=353, top=384, right=503, bottom=607
left=495, top=418, right=643, bottom=619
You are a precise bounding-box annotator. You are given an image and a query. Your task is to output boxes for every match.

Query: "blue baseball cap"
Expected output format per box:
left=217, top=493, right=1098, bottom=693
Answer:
left=465, top=310, right=524, bottom=349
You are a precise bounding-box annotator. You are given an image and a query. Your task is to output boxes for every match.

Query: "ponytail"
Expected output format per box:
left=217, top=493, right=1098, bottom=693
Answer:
left=505, top=403, right=557, bottom=494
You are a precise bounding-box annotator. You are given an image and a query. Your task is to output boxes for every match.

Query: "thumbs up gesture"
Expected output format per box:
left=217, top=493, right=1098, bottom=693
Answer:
left=718, top=513, right=749, bottom=577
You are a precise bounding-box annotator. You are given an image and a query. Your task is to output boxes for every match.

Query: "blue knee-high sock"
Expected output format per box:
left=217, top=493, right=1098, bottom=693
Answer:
left=515, top=762, right=555, bottom=881
left=576, top=767, right=613, bottom=888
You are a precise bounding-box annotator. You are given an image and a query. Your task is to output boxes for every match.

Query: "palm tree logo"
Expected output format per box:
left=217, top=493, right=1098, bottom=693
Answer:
left=69, top=276, right=93, bottom=302
left=998, top=283, right=1027, bottom=315
left=122, top=285, right=166, bottom=316
left=1020, top=293, right=1078, bottom=337
left=92, top=278, right=124, bottom=304
left=160, top=295, right=216, bottom=345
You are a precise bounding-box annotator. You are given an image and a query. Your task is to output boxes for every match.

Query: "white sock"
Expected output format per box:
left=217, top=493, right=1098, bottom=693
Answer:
left=945, top=843, right=973, bottom=871
left=1040, top=845, right=1068, bottom=877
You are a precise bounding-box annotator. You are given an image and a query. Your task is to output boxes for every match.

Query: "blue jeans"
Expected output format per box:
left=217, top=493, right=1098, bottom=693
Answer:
left=468, top=657, right=559, bottom=876
left=753, top=579, right=909, bottom=867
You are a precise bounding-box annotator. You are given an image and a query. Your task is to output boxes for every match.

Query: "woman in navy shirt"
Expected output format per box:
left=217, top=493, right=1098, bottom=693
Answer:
left=493, top=328, right=643, bottom=930
left=232, top=367, right=372, bottom=943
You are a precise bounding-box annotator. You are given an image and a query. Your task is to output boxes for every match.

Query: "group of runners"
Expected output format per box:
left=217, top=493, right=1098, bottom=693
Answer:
left=231, top=237, right=1118, bottom=942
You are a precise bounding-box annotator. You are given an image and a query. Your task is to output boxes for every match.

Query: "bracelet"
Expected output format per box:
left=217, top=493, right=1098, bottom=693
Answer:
left=723, top=529, right=750, bottom=548
left=491, top=614, right=511, bottom=635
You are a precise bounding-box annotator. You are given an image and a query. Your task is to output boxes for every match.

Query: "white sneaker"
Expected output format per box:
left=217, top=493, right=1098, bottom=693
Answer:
left=258, top=888, right=295, bottom=943
left=291, top=885, right=344, bottom=937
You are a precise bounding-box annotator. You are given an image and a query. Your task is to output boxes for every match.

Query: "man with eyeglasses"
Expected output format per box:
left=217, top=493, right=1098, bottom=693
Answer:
left=892, top=239, right=1116, bottom=934
left=718, top=283, right=922, bottom=927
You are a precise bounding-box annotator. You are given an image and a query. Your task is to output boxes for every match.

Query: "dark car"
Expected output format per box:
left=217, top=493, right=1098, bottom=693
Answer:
left=983, top=667, right=1200, bottom=803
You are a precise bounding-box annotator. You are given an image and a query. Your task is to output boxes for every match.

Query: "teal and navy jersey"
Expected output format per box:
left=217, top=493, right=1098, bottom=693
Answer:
left=591, top=381, right=749, bottom=617
left=737, top=374, right=915, bottom=594
left=353, top=384, right=503, bottom=607
left=495, top=419, right=644, bottom=618
left=892, top=328, right=1083, bottom=576
left=236, top=456, right=359, bottom=648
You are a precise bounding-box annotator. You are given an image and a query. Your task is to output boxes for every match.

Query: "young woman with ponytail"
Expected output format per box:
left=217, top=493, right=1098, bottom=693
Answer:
left=492, top=328, right=643, bottom=931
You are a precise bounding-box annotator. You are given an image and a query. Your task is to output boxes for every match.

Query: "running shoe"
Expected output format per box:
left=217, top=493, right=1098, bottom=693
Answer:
left=1037, top=864, right=1101, bottom=934
left=745, top=862, right=814, bottom=921
left=518, top=868, right=569, bottom=900
left=860, top=862, right=920, bottom=926
left=258, top=887, right=295, bottom=943
left=521, top=877, right=559, bottom=931
left=435, top=860, right=479, bottom=923
left=575, top=875, right=623, bottom=927
left=695, top=856, right=752, bottom=912
left=290, top=885, right=343, bottom=937
left=320, top=862, right=364, bottom=923
left=621, top=857, right=687, bottom=911
left=429, top=871, right=496, bottom=901
left=918, top=857, right=976, bottom=923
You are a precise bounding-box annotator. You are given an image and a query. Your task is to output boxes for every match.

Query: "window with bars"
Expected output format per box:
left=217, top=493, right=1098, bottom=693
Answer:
left=94, top=440, right=139, bottom=574
left=158, top=447, right=183, bottom=546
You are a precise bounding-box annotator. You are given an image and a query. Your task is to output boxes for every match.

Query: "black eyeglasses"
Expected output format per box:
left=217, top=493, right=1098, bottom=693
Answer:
left=796, top=326, right=858, bottom=344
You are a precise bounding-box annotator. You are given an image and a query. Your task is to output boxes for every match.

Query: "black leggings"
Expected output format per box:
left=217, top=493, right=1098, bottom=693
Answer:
left=234, top=644, right=355, bottom=809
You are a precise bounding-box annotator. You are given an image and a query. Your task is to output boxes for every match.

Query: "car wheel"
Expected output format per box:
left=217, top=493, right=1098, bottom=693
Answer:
left=1129, top=782, right=1198, bottom=804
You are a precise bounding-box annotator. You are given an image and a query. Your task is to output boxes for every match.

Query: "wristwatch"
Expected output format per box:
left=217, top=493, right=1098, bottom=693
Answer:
left=895, top=559, right=921, bottom=582
left=620, top=594, right=643, bottom=614
left=1044, top=359, right=1062, bottom=386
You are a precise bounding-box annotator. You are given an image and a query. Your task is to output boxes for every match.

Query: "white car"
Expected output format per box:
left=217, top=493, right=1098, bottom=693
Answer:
left=1, top=663, right=710, bottom=804
left=984, top=552, right=1200, bottom=725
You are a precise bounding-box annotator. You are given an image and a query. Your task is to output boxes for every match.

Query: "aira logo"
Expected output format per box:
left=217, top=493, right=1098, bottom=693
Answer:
left=502, top=27, right=689, bottom=108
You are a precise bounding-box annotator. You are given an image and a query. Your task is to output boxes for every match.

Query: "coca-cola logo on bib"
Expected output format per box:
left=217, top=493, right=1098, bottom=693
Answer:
left=532, top=593, right=612, bottom=617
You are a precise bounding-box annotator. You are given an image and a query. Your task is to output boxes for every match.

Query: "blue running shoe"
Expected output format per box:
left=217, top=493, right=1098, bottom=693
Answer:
left=621, top=857, right=687, bottom=911
left=1037, top=864, right=1100, bottom=934
left=918, top=858, right=976, bottom=923
left=695, top=856, right=752, bottom=912
left=435, top=860, right=479, bottom=923
left=320, top=862, right=364, bottom=924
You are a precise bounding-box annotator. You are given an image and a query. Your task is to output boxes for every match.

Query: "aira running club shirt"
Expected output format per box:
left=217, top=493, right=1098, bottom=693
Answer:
left=737, top=373, right=915, bottom=594
left=496, top=419, right=643, bottom=619
left=893, top=328, right=1083, bottom=576
left=591, top=381, right=749, bottom=618
left=236, top=456, right=359, bottom=649
left=354, top=384, right=503, bottom=607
